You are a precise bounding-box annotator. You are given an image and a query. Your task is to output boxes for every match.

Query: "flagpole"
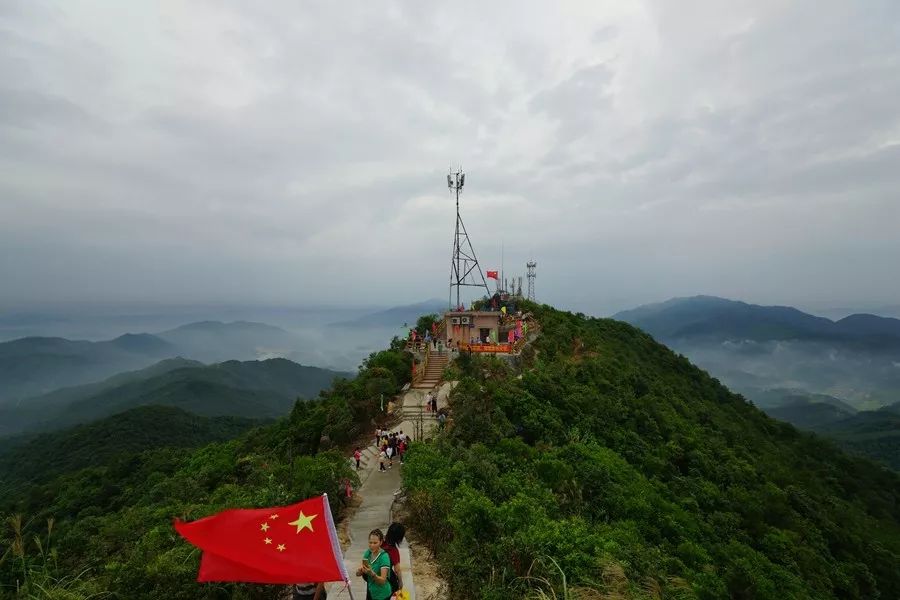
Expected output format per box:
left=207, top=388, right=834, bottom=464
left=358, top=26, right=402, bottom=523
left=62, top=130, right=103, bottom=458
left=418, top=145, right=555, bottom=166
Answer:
left=322, top=493, right=354, bottom=599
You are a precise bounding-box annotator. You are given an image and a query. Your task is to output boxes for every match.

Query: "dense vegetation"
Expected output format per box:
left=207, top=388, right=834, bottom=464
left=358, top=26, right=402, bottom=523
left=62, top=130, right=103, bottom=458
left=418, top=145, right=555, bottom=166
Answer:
left=403, top=303, right=900, bottom=599
left=0, top=405, right=262, bottom=498
left=814, top=404, right=900, bottom=471
left=0, top=343, right=411, bottom=599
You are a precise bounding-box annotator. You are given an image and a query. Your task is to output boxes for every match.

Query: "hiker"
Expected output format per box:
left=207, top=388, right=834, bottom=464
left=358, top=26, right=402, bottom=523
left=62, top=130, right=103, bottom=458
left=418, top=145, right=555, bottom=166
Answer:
left=386, top=443, right=394, bottom=468
left=379, top=449, right=386, bottom=472
left=438, top=412, right=447, bottom=431
left=356, top=529, right=392, bottom=600
left=353, top=447, right=361, bottom=470
left=292, top=582, right=326, bottom=600
left=382, top=522, right=406, bottom=591
left=374, top=427, right=381, bottom=447
left=431, top=395, right=438, bottom=413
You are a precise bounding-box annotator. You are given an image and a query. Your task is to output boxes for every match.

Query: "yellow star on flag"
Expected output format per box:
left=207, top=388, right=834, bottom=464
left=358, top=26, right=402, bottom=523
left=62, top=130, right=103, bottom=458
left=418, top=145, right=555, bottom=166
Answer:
left=288, top=511, right=317, bottom=533
left=277, top=544, right=286, bottom=552
left=269, top=514, right=279, bottom=519
left=264, top=538, right=272, bottom=545
left=260, top=522, right=270, bottom=532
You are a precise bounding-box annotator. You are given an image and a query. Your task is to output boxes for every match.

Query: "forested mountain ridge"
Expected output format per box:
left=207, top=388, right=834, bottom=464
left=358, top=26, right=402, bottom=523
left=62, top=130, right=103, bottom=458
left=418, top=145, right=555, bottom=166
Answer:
left=0, top=334, right=176, bottom=403
left=613, top=297, right=900, bottom=409
left=1, top=358, right=350, bottom=436
left=404, top=302, right=900, bottom=599
left=614, top=295, right=900, bottom=346
left=0, top=321, right=317, bottom=405
left=0, top=405, right=263, bottom=497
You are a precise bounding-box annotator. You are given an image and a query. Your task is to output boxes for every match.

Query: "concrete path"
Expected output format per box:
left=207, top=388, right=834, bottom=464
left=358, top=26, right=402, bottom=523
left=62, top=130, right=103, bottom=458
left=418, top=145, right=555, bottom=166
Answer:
left=327, top=382, right=453, bottom=600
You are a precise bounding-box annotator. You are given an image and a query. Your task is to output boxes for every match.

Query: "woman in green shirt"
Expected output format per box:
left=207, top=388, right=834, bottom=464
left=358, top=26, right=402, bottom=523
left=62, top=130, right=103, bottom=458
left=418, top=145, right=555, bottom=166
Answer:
left=356, top=528, right=392, bottom=600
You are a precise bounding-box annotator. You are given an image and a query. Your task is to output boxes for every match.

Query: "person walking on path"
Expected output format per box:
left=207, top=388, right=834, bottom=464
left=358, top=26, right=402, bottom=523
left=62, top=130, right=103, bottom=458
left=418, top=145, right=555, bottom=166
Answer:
left=382, top=522, right=406, bottom=591
left=353, top=447, right=361, bottom=470
left=379, top=449, right=386, bottom=472
left=356, top=529, right=392, bottom=600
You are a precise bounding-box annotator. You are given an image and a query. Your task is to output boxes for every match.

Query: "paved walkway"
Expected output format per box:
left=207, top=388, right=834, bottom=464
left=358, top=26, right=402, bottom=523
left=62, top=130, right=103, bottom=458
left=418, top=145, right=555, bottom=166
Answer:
left=327, top=382, right=453, bottom=600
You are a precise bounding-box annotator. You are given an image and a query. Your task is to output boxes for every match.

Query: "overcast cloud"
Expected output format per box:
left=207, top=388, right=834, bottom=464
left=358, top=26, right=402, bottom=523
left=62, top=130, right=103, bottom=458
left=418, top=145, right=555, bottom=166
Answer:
left=2, top=0, right=899, bottom=315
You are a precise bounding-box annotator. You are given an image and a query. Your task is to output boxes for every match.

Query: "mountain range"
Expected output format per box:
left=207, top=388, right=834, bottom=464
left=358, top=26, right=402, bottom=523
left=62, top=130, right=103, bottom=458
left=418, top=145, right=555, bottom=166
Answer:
left=0, top=357, right=350, bottom=437
left=614, top=295, right=900, bottom=470
left=0, top=320, right=314, bottom=404
left=330, top=298, right=446, bottom=329
left=614, top=296, right=900, bottom=410
left=614, top=295, right=900, bottom=348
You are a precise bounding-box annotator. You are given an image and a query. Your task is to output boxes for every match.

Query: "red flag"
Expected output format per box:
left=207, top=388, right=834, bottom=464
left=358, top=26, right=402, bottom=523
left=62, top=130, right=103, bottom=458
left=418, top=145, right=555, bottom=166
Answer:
left=486, top=270, right=499, bottom=280
left=174, top=495, right=349, bottom=584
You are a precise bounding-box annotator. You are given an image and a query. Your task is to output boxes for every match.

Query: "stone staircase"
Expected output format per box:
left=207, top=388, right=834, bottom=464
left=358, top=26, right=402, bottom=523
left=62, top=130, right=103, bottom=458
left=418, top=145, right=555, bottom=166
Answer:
left=412, top=350, right=448, bottom=390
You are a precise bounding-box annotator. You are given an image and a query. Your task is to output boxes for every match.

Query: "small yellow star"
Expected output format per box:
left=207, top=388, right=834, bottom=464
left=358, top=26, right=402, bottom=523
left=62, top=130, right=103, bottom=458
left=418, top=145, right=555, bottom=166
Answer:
left=288, top=511, right=317, bottom=533
left=260, top=522, right=270, bottom=532
left=277, top=544, right=286, bottom=552
left=269, top=514, right=279, bottom=519
left=264, top=538, right=272, bottom=545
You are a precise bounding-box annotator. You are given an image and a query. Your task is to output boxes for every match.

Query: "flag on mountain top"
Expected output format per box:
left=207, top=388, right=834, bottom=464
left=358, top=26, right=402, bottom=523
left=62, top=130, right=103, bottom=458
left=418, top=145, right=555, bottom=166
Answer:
left=486, top=270, right=499, bottom=279
left=174, top=495, right=349, bottom=585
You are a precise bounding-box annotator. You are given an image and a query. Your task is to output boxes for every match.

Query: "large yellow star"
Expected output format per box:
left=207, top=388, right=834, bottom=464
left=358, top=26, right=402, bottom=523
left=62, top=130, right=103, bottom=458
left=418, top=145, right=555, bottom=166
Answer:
left=288, top=511, right=317, bottom=533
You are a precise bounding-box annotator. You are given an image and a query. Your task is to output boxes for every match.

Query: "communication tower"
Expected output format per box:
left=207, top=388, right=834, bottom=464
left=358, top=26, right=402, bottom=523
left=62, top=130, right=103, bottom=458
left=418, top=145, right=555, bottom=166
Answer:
left=526, top=260, right=537, bottom=301
left=447, top=169, right=490, bottom=309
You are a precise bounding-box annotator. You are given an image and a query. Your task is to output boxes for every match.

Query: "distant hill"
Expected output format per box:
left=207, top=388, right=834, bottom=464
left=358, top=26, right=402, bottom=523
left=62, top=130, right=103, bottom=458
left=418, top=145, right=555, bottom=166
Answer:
left=0, top=357, right=202, bottom=436
left=0, top=321, right=320, bottom=404
left=812, top=406, right=900, bottom=471
left=613, top=296, right=900, bottom=413
left=156, top=320, right=304, bottom=363
left=613, top=295, right=900, bottom=347
left=330, top=299, right=446, bottom=329
left=746, top=387, right=858, bottom=413
left=0, top=334, right=176, bottom=403
left=0, top=405, right=261, bottom=494
left=2, top=358, right=351, bottom=435
left=767, top=399, right=857, bottom=429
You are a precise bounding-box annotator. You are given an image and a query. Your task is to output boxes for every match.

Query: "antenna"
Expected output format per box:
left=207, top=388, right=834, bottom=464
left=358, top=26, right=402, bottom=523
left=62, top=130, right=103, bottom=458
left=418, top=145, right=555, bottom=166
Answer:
left=447, top=168, right=490, bottom=309
left=526, top=260, right=537, bottom=301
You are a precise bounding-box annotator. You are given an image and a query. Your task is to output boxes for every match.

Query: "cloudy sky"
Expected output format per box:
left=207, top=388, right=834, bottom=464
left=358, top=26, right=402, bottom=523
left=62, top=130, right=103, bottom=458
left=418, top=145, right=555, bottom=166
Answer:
left=2, top=0, right=899, bottom=315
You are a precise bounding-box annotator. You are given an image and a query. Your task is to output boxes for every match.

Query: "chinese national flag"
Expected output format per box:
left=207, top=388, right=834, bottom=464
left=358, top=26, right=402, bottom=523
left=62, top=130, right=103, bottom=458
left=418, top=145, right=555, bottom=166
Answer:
left=174, top=495, right=349, bottom=584
left=486, top=270, right=499, bottom=279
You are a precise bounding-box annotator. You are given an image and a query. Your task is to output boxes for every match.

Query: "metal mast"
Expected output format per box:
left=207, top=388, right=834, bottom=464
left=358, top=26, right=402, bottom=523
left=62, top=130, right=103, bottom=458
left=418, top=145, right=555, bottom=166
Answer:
left=526, top=260, right=537, bottom=301
left=448, top=169, right=490, bottom=309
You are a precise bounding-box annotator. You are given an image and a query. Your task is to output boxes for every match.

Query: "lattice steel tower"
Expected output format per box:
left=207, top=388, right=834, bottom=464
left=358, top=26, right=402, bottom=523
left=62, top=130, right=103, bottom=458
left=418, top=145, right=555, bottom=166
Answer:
left=448, top=169, right=490, bottom=309
left=526, top=260, right=537, bottom=301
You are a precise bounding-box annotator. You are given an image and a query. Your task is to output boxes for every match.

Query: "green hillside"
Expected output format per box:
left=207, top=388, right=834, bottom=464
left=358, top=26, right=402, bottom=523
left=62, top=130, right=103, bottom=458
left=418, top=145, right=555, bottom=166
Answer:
left=5, top=357, right=350, bottom=434
left=0, top=405, right=261, bottom=496
left=403, top=303, right=900, bottom=599
left=813, top=407, right=900, bottom=471
left=0, top=334, right=176, bottom=403
left=0, top=343, right=412, bottom=598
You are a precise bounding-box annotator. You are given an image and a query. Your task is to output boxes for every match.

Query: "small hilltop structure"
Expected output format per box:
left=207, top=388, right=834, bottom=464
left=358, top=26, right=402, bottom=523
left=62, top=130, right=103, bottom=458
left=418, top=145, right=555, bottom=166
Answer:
left=406, top=169, right=539, bottom=393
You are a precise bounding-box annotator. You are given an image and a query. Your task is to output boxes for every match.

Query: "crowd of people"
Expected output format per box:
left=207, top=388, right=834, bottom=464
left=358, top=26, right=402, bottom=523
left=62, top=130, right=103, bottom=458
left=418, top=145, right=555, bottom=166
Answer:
left=374, top=428, right=410, bottom=472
